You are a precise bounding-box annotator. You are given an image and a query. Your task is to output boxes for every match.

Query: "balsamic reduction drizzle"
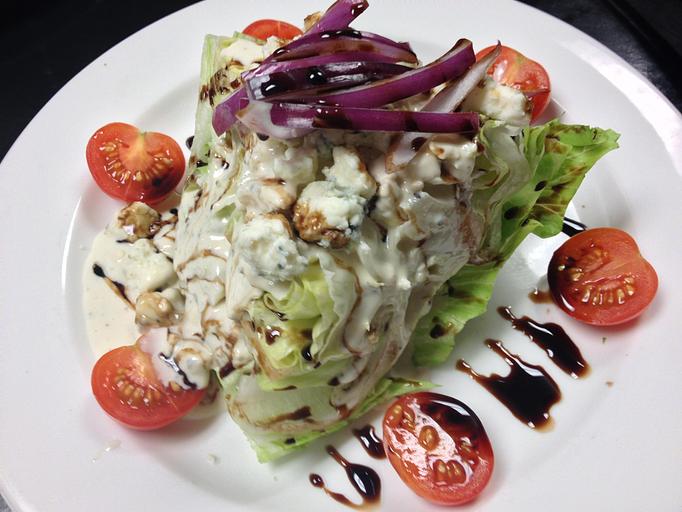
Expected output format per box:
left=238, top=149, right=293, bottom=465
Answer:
left=528, top=288, right=553, bottom=304
left=561, top=217, right=587, bottom=237
left=498, top=307, right=590, bottom=378
left=352, top=425, right=386, bottom=459
left=410, top=136, right=427, bottom=151
left=264, top=327, right=280, bottom=345
left=309, top=473, right=359, bottom=509
left=92, top=263, right=133, bottom=308
left=218, top=361, right=234, bottom=379
left=158, top=352, right=197, bottom=389
left=309, top=446, right=381, bottom=509
left=457, top=340, right=561, bottom=430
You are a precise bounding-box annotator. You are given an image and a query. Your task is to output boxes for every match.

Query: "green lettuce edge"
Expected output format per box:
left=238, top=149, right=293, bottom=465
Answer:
left=411, top=120, right=620, bottom=366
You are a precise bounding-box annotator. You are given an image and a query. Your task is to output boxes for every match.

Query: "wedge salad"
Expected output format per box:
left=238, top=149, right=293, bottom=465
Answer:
left=84, top=0, right=622, bottom=496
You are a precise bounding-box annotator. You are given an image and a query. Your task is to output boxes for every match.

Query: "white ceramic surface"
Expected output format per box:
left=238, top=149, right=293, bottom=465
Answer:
left=1, top=1, right=681, bottom=511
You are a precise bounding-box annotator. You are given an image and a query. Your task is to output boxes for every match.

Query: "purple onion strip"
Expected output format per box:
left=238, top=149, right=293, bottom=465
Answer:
left=386, top=43, right=501, bottom=172
left=238, top=100, right=479, bottom=138
left=245, top=62, right=411, bottom=101
left=307, top=0, right=369, bottom=34
left=316, top=39, right=475, bottom=108
left=268, top=33, right=417, bottom=65
left=244, top=51, right=413, bottom=80
left=212, top=87, right=248, bottom=136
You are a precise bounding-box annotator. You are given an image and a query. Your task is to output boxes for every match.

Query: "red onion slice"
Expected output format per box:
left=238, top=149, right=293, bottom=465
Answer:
left=307, top=0, right=369, bottom=34
left=245, top=51, right=412, bottom=80
left=245, top=62, right=411, bottom=101
left=212, top=87, right=248, bottom=136
left=386, top=43, right=501, bottom=172
left=272, top=27, right=415, bottom=60
left=238, top=100, right=479, bottom=139
left=215, top=32, right=416, bottom=135
left=315, top=39, right=475, bottom=108
left=269, top=32, right=417, bottom=65
left=426, top=43, right=501, bottom=112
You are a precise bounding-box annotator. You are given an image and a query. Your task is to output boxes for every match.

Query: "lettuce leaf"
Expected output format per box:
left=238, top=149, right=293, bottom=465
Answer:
left=411, top=120, right=619, bottom=366
left=411, top=263, right=500, bottom=366
left=222, top=373, right=434, bottom=462
left=246, top=262, right=362, bottom=391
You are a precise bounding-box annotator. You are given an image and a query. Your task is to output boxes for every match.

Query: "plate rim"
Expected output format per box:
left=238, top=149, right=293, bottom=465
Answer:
left=1, top=0, right=681, bottom=510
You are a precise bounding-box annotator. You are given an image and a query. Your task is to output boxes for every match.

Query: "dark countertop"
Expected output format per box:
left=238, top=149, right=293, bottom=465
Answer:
left=0, top=1, right=680, bottom=510
left=1, top=0, right=680, bottom=163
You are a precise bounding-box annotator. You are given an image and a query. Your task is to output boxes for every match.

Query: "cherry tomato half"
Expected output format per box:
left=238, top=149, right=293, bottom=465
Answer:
left=476, top=45, right=551, bottom=122
left=86, top=122, right=185, bottom=204
left=243, top=19, right=303, bottom=40
left=548, top=228, right=658, bottom=326
left=383, top=393, right=494, bottom=506
left=91, top=343, right=205, bottom=430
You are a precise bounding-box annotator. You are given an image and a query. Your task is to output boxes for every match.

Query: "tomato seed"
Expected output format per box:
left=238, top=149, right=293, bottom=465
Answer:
left=447, top=460, right=466, bottom=484
left=418, top=425, right=439, bottom=450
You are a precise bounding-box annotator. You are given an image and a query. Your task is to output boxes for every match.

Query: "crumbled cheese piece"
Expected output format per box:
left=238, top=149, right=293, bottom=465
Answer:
left=262, top=36, right=285, bottom=58
left=106, top=202, right=160, bottom=242
left=461, top=77, right=531, bottom=126
left=219, top=39, right=264, bottom=68
left=428, top=135, right=479, bottom=182
left=237, top=176, right=296, bottom=212
left=274, top=146, right=318, bottom=185
left=135, top=288, right=184, bottom=328
left=294, top=181, right=366, bottom=248
left=239, top=139, right=319, bottom=213
left=406, top=151, right=441, bottom=184
left=234, top=215, right=306, bottom=281
left=322, top=146, right=376, bottom=199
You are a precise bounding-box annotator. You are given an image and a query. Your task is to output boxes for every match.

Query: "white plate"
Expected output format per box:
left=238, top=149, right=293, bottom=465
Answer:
left=1, top=1, right=681, bottom=510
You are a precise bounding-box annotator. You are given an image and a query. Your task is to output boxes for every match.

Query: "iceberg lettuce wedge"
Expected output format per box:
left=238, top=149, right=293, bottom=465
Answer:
left=176, top=33, right=619, bottom=462
left=412, top=120, right=619, bottom=366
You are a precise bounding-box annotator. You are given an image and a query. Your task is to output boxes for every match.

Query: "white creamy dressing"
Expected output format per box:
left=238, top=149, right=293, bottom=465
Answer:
left=83, top=206, right=217, bottom=390
left=82, top=252, right=139, bottom=357
left=219, top=39, right=264, bottom=68
left=82, top=37, right=531, bottom=432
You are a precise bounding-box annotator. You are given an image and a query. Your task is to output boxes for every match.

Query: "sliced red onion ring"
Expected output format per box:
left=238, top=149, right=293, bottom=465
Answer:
left=308, top=0, right=369, bottom=34
left=245, top=50, right=413, bottom=80
left=273, top=27, right=414, bottom=60
left=238, top=100, right=479, bottom=139
left=215, top=52, right=406, bottom=135
left=269, top=33, right=417, bottom=65
left=216, top=32, right=415, bottom=135
left=212, top=87, right=248, bottom=136
left=245, top=62, right=411, bottom=101
left=315, top=39, right=475, bottom=108
left=426, top=43, right=501, bottom=112
left=386, top=43, right=501, bottom=172
left=215, top=57, right=412, bottom=135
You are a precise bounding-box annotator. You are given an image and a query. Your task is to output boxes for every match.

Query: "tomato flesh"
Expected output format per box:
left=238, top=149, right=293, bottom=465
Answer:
left=91, top=344, right=205, bottom=430
left=476, top=45, right=551, bottom=122
left=86, top=122, right=185, bottom=204
left=548, top=228, right=658, bottom=326
left=383, top=393, right=494, bottom=505
left=243, top=19, right=303, bottom=40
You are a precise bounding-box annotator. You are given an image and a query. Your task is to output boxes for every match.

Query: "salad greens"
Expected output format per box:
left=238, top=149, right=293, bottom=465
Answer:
left=182, top=31, right=618, bottom=462
left=412, top=121, right=619, bottom=365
